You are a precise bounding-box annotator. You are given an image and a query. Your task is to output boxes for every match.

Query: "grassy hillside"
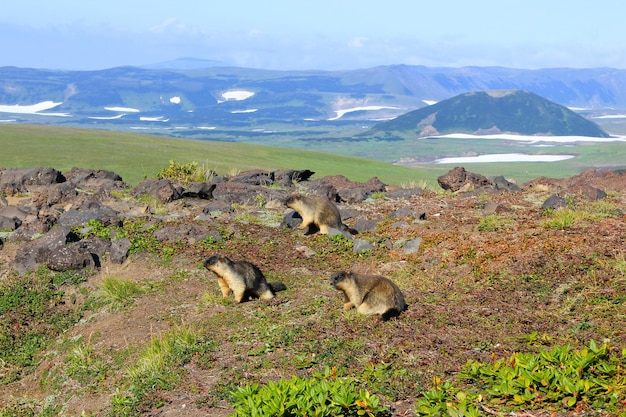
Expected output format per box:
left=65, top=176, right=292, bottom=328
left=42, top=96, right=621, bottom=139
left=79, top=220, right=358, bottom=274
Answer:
left=2, top=124, right=625, bottom=187
left=0, top=124, right=434, bottom=187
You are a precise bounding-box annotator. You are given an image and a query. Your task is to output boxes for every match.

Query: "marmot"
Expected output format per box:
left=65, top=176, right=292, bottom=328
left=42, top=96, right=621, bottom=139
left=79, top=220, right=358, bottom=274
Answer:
left=330, top=271, right=406, bottom=320
left=284, top=194, right=357, bottom=235
left=204, top=254, right=286, bottom=303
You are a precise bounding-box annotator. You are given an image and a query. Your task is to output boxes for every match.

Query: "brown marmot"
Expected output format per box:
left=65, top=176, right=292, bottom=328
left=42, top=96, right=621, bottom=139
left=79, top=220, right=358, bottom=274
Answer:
left=204, top=254, right=286, bottom=303
left=330, top=271, right=406, bottom=320
left=284, top=194, right=357, bottom=235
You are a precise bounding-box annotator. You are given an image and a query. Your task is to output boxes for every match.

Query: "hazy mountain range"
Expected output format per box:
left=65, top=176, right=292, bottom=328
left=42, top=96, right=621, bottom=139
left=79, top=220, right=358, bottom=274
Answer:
left=1, top=61, right=625, bottom=134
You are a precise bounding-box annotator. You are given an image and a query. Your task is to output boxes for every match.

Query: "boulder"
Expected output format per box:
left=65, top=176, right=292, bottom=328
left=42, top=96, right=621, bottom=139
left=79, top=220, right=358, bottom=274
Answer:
left=0, top=215, right=22, bottom=231
left=63, top=167, right=125, bottom=189
left=273, top=169, right=315, bottom=186
left=212, top=182, right=285, bottom=205
left=229, top=169, right=274, bottom=186
left=110, top=238, right=132, bottom=264
left=12, top=226, right=80, bottom=274
left=0, top=167, right=65, bottom=189
left=492, top=175, right=520, bottom=192
left=46, top=244, right=99, bottom=272
left=542, top=194, right=568, bottom=210
left=181, top=182, right=216, bottom=199
left=438, top=167, right=492, bottom=192
left=567, top=183, right=607, bottom=202
left=58, top=201, right=121, bottom=227
left=132, top=178, right=182, bottom=203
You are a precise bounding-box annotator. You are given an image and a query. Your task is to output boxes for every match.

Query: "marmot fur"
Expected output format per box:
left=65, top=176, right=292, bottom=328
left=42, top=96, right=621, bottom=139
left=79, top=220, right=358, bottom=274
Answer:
left=204, top=254, right=286, bottom=303
left=330, top=271, right=406, bottom=320
left=284, top=194, right=357, bottom=235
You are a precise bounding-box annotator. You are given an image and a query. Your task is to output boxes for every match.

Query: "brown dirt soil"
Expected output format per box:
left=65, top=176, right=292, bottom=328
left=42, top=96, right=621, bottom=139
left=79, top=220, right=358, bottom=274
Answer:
left=1, top=171, right=625, bottom=416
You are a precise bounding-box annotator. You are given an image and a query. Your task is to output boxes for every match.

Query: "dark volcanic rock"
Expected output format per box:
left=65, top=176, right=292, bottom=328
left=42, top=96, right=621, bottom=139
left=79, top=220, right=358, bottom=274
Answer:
left=438, top=167, right=492, bottom=192
left=492, top=175, right=521, bottom=192
left=0, top=215, right=22, bottom=231
left=58, top=201, right=121, bottom=227
left=46, top=244, right=99, bottom=272
left=181, top=182, right=216, bottom=199
left=132, top=178, right=183, bottom=203
left=273, top=169, right=315, bottom=186
left=568, top=183, right=607, bottom=202
left=12, top=226, right=80, bottom=274
left=110, top=237, right=132, bottom=264
left=229, top=169, right=274, bottom=186
left=212, top=182, right=285, bottom=205
left=63, top=167, right=125, bottom=188
left=34, top=182, right=78, bottom=207
left=0, top=167, right=65, bottom=195
left=542, top=194, right=568, bottom=210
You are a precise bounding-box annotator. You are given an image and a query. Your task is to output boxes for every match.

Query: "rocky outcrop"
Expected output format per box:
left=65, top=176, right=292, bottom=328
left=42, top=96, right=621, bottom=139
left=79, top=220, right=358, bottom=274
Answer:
left=0, top=165, right=616, bottom=274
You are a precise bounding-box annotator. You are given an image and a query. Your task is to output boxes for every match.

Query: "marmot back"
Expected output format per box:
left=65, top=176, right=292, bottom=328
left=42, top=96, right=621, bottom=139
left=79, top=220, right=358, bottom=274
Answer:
left=330, top=270, right=406, bottom=320
left=284, top=194, right=357, bottom=235
left=204, top=254, right=286, bottom=303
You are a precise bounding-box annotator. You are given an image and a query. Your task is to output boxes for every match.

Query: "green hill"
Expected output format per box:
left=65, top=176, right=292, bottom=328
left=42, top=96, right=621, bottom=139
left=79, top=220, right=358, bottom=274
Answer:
left=369, top=90, right=610, bottom=138
left=0, top=124, right=433, bottom=186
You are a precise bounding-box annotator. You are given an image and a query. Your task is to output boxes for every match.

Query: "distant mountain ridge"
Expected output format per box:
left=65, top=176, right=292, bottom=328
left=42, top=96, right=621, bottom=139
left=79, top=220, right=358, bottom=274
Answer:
left=369, top=90, right=610, bottom=138
left=1, top=64, right=626, bottom=132
left=141, top=57, right=229, bottom=70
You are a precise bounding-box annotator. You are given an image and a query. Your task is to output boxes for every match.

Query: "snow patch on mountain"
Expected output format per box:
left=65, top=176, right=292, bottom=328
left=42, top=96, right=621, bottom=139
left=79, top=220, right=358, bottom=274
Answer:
left=219, top=90, right=255, bottom=103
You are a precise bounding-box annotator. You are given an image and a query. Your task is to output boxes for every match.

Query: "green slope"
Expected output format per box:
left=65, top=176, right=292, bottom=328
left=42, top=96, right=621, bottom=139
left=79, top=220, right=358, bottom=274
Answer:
left=0, top=124, right=433, bottom=186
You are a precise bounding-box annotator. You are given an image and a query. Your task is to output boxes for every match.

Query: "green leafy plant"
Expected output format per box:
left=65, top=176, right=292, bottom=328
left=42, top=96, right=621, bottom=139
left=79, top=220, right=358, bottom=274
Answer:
left=415, top=340, right=626, bottom=415
left=77, top=219, right=174, bottom=261
left=230, top=366, right=391, bottom=416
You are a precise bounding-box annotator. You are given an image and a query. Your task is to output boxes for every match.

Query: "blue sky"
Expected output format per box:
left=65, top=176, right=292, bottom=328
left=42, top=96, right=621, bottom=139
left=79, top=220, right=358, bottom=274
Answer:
left=1, top=0, right=625, bottom=71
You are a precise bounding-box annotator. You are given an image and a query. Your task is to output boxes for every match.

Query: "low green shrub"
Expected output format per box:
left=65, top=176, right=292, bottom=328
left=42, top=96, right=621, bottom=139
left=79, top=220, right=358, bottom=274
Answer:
left=230, top=366, right=391, bottom=416
left=415, top=340, right=626, bottom=415
left=477, top=214, right=508, bottom=232
left=156, top=160, right=208, bottom=185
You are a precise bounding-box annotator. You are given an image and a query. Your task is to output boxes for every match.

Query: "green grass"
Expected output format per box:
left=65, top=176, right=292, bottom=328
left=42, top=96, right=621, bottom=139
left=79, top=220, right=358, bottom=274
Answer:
left=0, top=124, right=435, bottom=187
left=0, top=268, right=87, bottom=384
left=97, top=277, right=145, bottom=310
left=3, top=124, right=625, bottom=188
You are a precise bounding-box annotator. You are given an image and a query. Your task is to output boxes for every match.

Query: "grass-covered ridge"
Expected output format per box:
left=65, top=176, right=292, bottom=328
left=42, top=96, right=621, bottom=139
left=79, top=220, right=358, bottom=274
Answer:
left=0, top=124, right=434, bottom=187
